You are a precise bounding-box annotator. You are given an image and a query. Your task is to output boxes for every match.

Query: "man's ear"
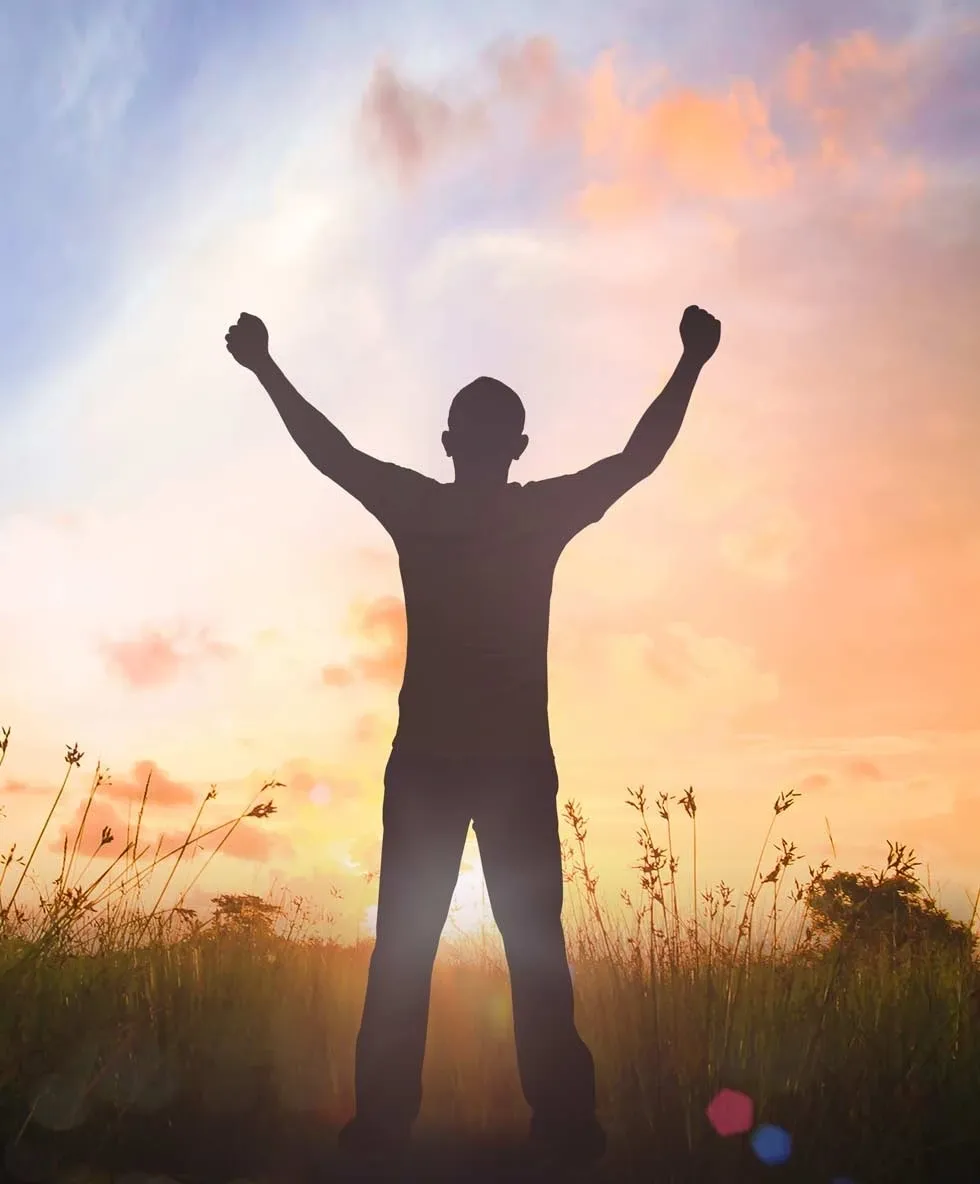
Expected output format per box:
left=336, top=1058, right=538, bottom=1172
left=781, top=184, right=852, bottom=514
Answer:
left=442, top=429, right=453, bottom=457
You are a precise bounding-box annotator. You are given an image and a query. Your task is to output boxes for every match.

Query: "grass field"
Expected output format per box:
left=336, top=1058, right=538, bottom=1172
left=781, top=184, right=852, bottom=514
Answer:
left=1, top=729, right=978, bottom=1184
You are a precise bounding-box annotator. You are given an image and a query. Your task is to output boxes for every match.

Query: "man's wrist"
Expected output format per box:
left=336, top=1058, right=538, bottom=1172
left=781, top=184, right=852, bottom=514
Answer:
left=251, top=354, right=277, bottom=380
left=679, top=349, right=706, bottom=372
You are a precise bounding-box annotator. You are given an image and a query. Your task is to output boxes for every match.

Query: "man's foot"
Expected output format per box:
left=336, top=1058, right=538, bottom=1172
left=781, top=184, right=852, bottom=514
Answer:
left=337, top=1115, right=412, bottom=1163
left=528, top=1113, right=607, bottom=1165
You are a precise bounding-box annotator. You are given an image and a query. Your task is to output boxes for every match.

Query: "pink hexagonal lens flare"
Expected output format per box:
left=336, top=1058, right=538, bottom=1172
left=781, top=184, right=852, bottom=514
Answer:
left=705, top=1087, right=755, bottom=1137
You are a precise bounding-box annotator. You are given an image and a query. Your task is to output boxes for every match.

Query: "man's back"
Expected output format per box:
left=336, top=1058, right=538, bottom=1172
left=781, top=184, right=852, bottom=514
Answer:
left=355, top=463, right=633, bottom=758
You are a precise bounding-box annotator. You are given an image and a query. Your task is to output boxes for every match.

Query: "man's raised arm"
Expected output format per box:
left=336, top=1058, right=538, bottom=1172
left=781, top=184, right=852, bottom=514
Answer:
left=621, top=304, right=721, bottom=479
left=225, top=312, right=395, bottom=503
left=512, top=305, right=723, bottom=541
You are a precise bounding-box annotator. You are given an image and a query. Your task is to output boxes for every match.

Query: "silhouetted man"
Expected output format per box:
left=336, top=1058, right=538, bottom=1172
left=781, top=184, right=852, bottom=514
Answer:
left=225, top=304, right=721, bottom=1166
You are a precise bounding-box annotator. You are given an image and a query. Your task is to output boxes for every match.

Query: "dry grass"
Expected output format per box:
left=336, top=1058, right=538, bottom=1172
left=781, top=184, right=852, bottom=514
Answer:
left=0, top=726, right=978, bottom=1183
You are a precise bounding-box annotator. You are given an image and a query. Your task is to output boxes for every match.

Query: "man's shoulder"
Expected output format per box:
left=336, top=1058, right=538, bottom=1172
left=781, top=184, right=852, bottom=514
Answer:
left=383, top=461, right=440, bottom=486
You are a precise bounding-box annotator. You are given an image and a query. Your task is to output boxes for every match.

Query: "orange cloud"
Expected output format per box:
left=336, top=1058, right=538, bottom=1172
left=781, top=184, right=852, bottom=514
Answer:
left=321, top=664, right=355, bottom=687
left=144, top=817, right=293, bottom=864
left=358, top=36, right=793, bottom=211
left=47, top=798, right=131, bottom=860
left=321, top=595, right=406, bottom=690
left=354, top=28, right=945, bottom=227
left=98, top=760, right=197, bottom=808
left=352, top=595, right=406, bottom=684
left=352, top=713, right=383, bottom=744
left=1, top=778, right=48, bottom=796
left=576, top=53, right=794, bottom=217
left=101, top=624, right=234, bottom=688
left=845, top=758, right=884, bottom=781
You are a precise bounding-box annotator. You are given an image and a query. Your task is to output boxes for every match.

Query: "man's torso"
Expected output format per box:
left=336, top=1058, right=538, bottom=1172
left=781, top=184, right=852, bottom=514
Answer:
left=388, top=482, right=567, bottom=758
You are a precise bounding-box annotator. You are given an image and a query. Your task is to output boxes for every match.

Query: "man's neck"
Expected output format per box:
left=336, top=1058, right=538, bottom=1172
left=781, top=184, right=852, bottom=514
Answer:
left=452, top=470, right=512, bottom=494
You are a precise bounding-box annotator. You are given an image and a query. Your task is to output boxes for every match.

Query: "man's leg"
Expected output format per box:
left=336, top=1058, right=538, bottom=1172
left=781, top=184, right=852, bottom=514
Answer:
left=345, top=751, right=471, bottom=1144
left=472, top=756, right=604, bottom=1159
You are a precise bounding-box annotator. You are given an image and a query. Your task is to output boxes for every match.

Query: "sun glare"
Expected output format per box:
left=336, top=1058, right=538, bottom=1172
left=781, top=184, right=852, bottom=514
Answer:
left=358, top=860, right=492, bottom=941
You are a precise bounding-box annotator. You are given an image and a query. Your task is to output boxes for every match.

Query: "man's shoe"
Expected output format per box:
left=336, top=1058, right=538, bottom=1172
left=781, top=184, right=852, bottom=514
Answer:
left=528, top=1113, right=607, bottom=1164
left=337, top=1115, right=412, bottom=1162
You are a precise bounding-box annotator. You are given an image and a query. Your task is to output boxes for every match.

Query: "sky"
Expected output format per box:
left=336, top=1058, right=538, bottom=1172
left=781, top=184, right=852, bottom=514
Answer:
left=1, top=0, right=978, bottom=947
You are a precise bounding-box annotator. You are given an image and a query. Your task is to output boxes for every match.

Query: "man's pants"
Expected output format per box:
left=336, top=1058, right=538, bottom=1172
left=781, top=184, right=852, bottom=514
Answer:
left=352, top=748, right=597, bottom=1132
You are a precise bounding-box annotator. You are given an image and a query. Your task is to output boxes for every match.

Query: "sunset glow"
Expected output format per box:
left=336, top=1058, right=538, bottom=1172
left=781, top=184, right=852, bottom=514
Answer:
left=1, top=0, right=977, bottom=944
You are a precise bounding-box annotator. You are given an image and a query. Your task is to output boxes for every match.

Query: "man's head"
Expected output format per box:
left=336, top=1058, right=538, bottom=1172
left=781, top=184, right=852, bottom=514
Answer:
left=442, top=377, right=529, bottom=481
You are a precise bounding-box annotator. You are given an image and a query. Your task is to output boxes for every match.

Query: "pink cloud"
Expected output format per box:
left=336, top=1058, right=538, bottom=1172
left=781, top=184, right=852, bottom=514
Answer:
left=47, top=798, right=131, bottom=860
left=98, top=760, right=197, bottom=808
left=357, top=56, right=491, bottom=187
left=781, top=29, right=925, bottom=185
left=321, top=595, right=406, bottom=690
left=353, top=26, right=947, bottom=224
left=845, top=757, right=884, bottom=781
left=1, top=778, right=49, bottom=797
left=144, top=818, right=293, bottom=864
left=353, top=713, right=383, bottom=744
left=100, top=624, right=235, bottom=689
left=321, top=664, right=355, bottom=687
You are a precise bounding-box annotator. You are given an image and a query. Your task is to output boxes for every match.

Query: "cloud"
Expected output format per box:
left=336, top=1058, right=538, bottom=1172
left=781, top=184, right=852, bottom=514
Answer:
left=357, top=35, right=793, bottom=211
left=780, top=28, right=931, bottom=200
left=845, top=757, right=884, bottom=781
left=356, top=35, right=573, bottom=188
left=321, top=664, right=355, bottom=688
left=357, top=56, right=491, bottom=187
left=1, top=778, right=49, bottom=797
left=97, top=759, right=197, bottom=808
left=794, top=760, right=883, bottom=792
left=34, top=0, right=150, bottom=154
left=783, top=28, right=914, bottom=120
left=575, top=54, right=794, bottom=218
left=484, top=33, right=579, bottom=146
left=41, top=761, right=279, bottom=860
left=354, top=25, right=958, bottom=228
left=783, top=29, right=910, bottom=104
left=321, top=595, right=406, bottom=689
left=352, top=713, right=383, bottom=745
left=100, top=623, right=235, bottom=689
left=46, top=797, right=130, bottom=860
left=144, top=816, right=293, bottom=864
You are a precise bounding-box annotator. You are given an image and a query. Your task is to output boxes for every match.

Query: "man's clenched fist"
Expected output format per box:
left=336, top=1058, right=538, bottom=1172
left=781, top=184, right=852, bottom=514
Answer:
left=680, top=305, right=721, bottom=364
left=225, top=312, right=270, bottom=370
